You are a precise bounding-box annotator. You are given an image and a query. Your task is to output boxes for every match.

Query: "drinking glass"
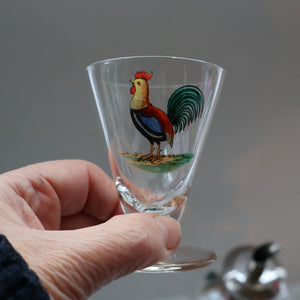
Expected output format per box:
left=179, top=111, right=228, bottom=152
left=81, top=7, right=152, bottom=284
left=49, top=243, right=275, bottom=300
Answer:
left=87, top=56, right=225, bottom=272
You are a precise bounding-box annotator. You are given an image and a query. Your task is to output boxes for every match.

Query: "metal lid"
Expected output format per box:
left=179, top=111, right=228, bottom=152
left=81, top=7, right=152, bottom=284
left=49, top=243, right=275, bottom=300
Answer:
left=222, top=242, right=287, bottom=299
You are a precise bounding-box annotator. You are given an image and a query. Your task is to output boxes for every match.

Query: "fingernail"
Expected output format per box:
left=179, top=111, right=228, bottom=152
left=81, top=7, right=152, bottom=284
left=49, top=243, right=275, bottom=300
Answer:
left=155, top=216, right=181, bottom=250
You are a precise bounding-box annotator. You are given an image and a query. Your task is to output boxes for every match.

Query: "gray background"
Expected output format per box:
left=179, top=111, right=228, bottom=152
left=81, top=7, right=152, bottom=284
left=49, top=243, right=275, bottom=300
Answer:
left=0, top=1, right=299, bottom=299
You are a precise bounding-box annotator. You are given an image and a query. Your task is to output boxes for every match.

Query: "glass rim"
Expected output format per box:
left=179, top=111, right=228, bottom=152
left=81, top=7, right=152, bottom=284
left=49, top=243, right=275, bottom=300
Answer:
left=86, top=55, right=225, bottom=73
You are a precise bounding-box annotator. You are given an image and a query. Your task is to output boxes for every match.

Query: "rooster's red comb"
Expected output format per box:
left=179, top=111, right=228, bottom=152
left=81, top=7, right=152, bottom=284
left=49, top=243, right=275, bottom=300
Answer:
left=134, top=71, right=153, bottom=81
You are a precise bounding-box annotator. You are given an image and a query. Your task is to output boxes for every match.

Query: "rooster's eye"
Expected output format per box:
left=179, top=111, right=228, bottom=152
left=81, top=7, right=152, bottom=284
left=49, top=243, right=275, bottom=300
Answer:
left=137, top=81, right=141, bottom=86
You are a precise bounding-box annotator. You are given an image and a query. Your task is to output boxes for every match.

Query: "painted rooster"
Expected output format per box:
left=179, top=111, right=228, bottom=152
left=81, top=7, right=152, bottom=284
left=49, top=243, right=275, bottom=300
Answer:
left=130, top=71, right=204, bottom=156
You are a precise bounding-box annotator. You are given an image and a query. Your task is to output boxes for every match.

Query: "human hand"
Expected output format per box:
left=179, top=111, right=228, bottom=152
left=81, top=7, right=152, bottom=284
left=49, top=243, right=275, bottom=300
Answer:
left=0, top=160, right=181, bottom=299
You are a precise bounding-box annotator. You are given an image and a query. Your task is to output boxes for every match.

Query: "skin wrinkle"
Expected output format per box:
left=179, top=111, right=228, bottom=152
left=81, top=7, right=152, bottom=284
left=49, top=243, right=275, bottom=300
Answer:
left=6, top=228, right=48, bottom=261
left=35, top=271, right=67, bottom=300
left=1, top=171, right=60, bottom=230
left=0, top=197, right=23, bottom=226
left=77, top=233, right=128, bottom=288
left=25, top=173, right=61, bottom=230
left=46, top=244, right=103, bottom=298
left=72, top=252, right=100, bottom=296
left=49, top=260, right=85, bottom=299
left=0, top=229, right=58, bottom=297
left=95, top=215, right=168, bottom=276
left=18, top=233, right=88, bottom=300
left=56, top=233, right=115, bottom=291
left=38, top=170, right=81, bottom=219
left=36, top=260, right=85, bottom=300
left=0, top=175, right=28, bottom=223
left=0, top=181, right=44, bottom=229
left=50, top=239, right=101, bottom=296
left=18, top=229, right=106, bottom=298
left=21, top=232, right=128, bottom=299
left=42, top=218, right=164, bottom=294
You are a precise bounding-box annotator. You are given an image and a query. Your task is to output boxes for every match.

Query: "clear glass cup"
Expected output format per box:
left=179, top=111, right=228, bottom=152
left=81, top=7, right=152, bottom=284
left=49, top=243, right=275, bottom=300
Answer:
left=87, top=56, right=225, bottom=272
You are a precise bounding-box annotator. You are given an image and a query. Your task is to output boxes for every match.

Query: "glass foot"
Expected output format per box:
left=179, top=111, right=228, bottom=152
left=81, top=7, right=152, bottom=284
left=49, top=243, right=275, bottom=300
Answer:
left=138, top=246, right=216, bottom=273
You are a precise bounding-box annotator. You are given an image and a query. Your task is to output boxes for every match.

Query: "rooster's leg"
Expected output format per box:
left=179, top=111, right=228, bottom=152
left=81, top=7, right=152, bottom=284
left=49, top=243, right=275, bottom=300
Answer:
left=157, top=143, right=161, bottom=156
left=150, top=144, right=154, bottom=156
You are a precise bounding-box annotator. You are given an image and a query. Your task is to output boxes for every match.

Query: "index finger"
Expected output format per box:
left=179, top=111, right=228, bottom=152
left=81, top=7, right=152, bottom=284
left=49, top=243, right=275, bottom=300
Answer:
left=12, top=160, right=121, bottom=221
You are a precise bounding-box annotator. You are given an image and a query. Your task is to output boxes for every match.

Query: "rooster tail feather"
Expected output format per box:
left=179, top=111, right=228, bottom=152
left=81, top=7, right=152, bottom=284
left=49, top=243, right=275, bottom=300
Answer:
left=167, top=85, right=204, bottom=133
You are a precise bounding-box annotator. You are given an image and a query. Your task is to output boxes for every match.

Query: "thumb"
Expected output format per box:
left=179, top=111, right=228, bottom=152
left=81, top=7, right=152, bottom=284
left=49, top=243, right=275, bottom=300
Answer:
left=27, top=213, right=181, bottom=299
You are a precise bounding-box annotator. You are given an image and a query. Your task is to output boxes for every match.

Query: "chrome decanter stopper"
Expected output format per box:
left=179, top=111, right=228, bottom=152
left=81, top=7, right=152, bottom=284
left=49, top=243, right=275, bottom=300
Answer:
left=222, top=242, right=287, bottom=299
